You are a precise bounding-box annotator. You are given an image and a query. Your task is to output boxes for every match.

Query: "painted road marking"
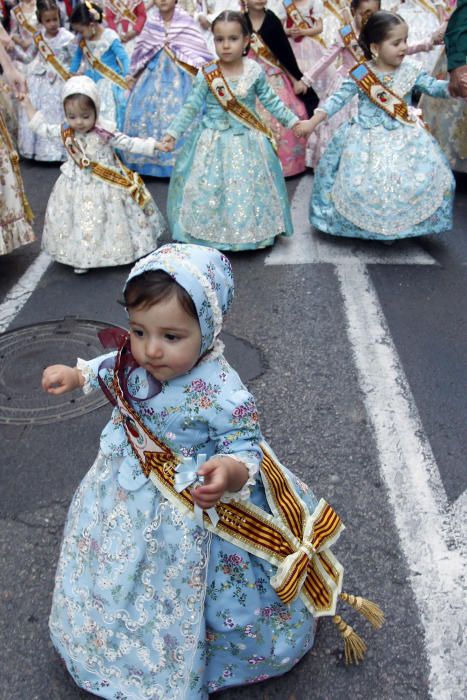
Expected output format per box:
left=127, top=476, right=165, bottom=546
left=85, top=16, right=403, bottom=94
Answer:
left=0, top=251, right=51, bottom=334
left=266, top=175, right=466, bottom=700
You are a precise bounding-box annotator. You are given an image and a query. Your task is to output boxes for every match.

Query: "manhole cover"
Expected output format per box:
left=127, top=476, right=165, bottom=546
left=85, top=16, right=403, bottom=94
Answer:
left=0, top=317, right=120, bottom=426
left=0, top=319, right=264, bottom=426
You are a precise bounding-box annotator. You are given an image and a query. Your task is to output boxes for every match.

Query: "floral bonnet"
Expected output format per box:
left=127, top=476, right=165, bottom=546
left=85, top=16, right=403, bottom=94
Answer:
left=124, top=244, right=234, bottom=356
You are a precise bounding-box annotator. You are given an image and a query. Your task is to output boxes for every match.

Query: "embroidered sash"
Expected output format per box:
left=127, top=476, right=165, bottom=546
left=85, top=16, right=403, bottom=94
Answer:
left=323, top=0, right=344, bottom=23
left=0, top=112, right=34, bottom=222
left=13, top=6, right=71, bottom=81
left=202, top=62, right=278, bottom=152
left=249, top=32, right=283, bottom=71
left=105, top=0, right=137, bottom=25
left=61, top=124, right=152, bottom=209
left=350, top=62, right=426, bottom=128
left=163, top=44, right=198, bottom=77
left=80, top=38, right=129, bottom=89
left=110, top=336, right=345, bottom=617
left=339, top=23, right=365, bottom=64
left=283, top=0, right=327, bottom=47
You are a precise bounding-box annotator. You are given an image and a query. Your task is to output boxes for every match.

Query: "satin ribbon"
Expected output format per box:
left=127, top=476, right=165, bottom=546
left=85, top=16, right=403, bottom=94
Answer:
left=97, top=328, right=162, bottom=406
left=174, top=454, right=220, bottom=528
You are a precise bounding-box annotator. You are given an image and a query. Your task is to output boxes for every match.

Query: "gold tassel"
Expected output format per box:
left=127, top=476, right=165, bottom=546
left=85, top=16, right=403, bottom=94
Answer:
left=332, top=615, right=367, bottom=665
left=339, top=592, right=385, bottom=629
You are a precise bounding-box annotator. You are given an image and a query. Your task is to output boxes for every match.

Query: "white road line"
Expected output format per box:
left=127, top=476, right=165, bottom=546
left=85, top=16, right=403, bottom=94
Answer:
left=267, top=177, right=466, bottom=699
left=337, top=262, right=466, bottom=700
left=0, top=251, right=51, bottom=334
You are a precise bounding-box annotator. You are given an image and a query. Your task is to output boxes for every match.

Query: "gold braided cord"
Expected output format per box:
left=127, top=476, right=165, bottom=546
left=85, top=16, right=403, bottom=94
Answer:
left=106, top=0, right=138, bottom=24
left=163, top=45, right=198, bottom=77
left=80, top=39, right=129, bottom=89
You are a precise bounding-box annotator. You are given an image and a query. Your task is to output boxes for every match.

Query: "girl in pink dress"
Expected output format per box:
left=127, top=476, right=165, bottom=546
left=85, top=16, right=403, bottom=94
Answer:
left=243, top=0, right=318, bottom=176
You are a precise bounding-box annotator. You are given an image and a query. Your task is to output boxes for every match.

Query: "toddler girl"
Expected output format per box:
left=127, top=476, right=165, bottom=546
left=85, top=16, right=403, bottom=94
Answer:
left=296, top=11, right=455, bottom=241
left=123, top=0, right=214, bottom=177
left=17, top=0, right=75, bottom=161
left=164, top=11, right=306, bottom=250
left=21, top=75, right=165, bottom=272
left=42, top=242, right=383, bottom=698
left=69, top=1, right=130, bottom=129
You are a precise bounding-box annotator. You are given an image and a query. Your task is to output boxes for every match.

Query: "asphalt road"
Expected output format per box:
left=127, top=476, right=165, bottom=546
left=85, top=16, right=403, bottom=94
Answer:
left=0, top=159, right=466, bottom=700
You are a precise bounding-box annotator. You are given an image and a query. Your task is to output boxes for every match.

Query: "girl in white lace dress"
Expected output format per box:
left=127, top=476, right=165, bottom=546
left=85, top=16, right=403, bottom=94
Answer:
left=20, top=76, right=165, bottom=272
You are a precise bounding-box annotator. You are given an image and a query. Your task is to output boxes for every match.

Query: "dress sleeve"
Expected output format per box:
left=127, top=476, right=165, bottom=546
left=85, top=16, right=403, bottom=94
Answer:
left=134, top=2, right=147, bottom=34
left=76, top=351, right=117, bottom=394
left=301, top=42, right=341, bottom=86
left=406, top=37, right=434, bottom=55
left=105, top=8, right=118, bottom=31
left=255, top=67, right=300, bottom=126
left=28, top=110, right=62, bottom=139
left=414, top=70, right=450, bottom=98
left=110, top=131, right=159, bottom=154
left=166, top=71, right=208, bottom=139
left=319, top=76, right=359, bottom=117
left=208, top=388, right=263, bottom=502
left=111, top=38, right=130, bottom=75
left=69, top=43, right=83, bottom=73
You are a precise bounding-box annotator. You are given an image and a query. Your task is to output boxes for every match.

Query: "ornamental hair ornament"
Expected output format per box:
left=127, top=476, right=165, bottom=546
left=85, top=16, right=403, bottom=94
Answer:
left=85, top=0, right=100, bottom=21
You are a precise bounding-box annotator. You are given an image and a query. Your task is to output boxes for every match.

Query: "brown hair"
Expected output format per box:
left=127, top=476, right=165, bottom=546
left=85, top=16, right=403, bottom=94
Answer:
left=123, top=270, right=198, bottom=320
left=63, top=93, right=96, bottom=113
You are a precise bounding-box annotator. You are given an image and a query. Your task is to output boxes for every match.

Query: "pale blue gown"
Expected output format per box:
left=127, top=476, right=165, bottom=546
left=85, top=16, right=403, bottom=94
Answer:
left=310, top=60, right=455, bottom=241
left=49, top=351, right=317, bottom=699
left=167, top=59, right=298, bottom=251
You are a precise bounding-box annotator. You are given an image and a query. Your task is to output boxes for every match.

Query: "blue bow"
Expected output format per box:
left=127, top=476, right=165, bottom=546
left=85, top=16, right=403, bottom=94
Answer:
left=174, top=454, right=220, bottom=528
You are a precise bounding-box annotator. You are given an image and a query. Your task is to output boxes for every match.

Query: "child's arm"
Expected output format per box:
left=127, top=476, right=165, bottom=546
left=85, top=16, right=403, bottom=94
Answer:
left=162, top=71, right=209, bottom=150
left=254, top=67, right=300, bottom=128
left=300, top=41, right=341, bottom=89
left=191, top=386, right=263, bottom=510
left=110, top=37, right=130, bottom=76
left=19, top=94, right=63, bottom=138
left=42, top=365, right=84, bottom=395
left=414, top=70, right=451, bottom=99
left=110, top=131, right=164, bottom=154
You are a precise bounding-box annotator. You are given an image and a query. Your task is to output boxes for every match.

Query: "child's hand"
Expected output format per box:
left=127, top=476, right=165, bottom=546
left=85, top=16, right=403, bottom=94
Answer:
left=162, top=134, right=176, bottom=152
left=293, top=78, right=307, bottom=95
left=42, top=365, right=84, bottom=395
left=153, top=140, right=166, bottom=152
left=293, top=119, right=312, bottom=137
left=192, top=456, right=249, bottom=509
left=198, top=15, right=211, bottom=31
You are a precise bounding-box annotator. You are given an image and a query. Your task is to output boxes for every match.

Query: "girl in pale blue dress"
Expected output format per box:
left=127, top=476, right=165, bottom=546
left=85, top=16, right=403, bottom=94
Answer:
left=70, top=2, right=130, bottom=129
left=164, top=11, right=304, bottom=251
left=297, top=11, right=455, bottom=241
left=42, top=244, right=381, bottom=698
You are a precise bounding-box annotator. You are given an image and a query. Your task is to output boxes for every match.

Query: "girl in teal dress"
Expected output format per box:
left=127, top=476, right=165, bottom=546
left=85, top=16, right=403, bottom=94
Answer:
left=163, top=11, right=306, bottom=251
left=296, top=11, right=455, bottom=241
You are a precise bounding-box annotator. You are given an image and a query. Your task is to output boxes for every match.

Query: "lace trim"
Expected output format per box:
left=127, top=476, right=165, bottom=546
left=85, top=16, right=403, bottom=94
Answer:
left=369, top=59, right=422, bottom=98
left=232, top=58, right=262, bottom=99
left=216, top=453, right=259, bottom=502
left=76, top=357, right=98, bottom=395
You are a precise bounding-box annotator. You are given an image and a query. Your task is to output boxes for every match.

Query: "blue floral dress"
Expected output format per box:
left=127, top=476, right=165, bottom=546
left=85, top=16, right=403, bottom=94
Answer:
left=49, top=347, right=317, bottom=699
left=167, top=59, right=298, bottom=251
left=310, top=60, right=455, bottom=241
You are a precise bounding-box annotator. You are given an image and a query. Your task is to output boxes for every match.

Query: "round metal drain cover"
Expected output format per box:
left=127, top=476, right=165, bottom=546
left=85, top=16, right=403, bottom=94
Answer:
left=0, top=317, right=120, bottom=426
left=0, top=319, right=264, bottom=426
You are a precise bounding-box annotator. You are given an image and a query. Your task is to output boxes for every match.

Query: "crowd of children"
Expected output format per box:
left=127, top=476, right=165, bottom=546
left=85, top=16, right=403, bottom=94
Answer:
left=1, top=0, right=464, bottom=262
left=0, top=0, right=466, bottom=697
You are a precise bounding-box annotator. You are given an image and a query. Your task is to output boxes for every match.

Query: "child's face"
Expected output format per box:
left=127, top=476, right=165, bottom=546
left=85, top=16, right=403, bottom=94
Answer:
left=245, top=0, right=268, bottom=12
left=41, top=8, right=60, bottom=36
left=372, top=22, right=408, bottom=68
left=72, top=22, right=97, bottom=39
left=64, top=97, right=96, bottom=133
left=155, top=0, right=176, bottom=14
left=128, top=293, right=202, bottom=383
left=213, top=21, right=249, bottom=63
left=354, top=0, right=380, bottom=20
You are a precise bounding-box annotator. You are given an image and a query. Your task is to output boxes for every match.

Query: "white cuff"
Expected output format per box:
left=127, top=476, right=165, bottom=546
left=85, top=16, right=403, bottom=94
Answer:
left=76, top=357, right=97, bottom=395
left=217, top=454, right=259, bottom=503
